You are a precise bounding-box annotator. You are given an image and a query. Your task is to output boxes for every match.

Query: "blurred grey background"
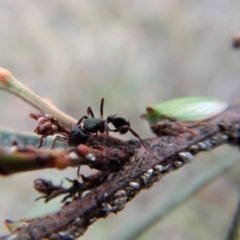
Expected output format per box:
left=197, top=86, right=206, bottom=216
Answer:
left=0, top=2, right=240, bottom=239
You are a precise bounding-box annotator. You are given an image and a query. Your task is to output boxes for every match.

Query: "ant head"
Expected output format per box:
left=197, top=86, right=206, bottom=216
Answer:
left=106, top=114, right=114, bottom=123
left=107, top=114, right=130, bottom=129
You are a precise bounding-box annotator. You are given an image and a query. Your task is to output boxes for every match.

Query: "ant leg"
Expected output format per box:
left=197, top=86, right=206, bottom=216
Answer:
left=87, top=107, right=95, bottom=118
left=85, top=135, right=92, bottom=147
left=52, top=136, right=68, bottom=149
left=104, top=121, right=109, bottom=137
left=51, top=137, right=58, bottom=149
left=77, top=166, right=81, bottom=177
left=38, top=135, right=46, bottom=148
left=103, top=121, right=109, bottom=143
left=76, top=115, right=88, bottom=125
left=110, top=126, right=148, bottom=151
left=55, top=122, right=71, bottom=135
left=127, top=127, right=148, bottom=151
left=102, top=121, right=109, bottom=156
left=100, top=98, right=104, bottom=119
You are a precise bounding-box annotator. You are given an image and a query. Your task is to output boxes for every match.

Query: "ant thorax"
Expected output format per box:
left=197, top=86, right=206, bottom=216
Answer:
left=83, top=118, right=105, bottom=133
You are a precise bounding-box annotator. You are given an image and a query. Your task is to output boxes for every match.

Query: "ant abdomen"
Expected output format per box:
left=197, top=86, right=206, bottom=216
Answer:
left=68, top=126, right=90, bottom=147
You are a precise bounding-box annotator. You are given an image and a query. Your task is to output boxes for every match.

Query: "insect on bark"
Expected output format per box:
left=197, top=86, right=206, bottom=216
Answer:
left=141, top=96, right=228, bottom=137
left=30, top=98, right=148, bottom=150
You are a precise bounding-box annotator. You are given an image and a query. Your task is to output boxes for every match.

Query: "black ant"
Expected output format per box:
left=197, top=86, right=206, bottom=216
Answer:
left=30, top=98, right=148, bottom=150
left=71, top=98, right=148, bottom=150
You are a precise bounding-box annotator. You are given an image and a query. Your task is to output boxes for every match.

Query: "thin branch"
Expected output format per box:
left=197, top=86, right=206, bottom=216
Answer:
left=0, top=145, right=89, bottom=175
left=0, top=136, right=131, bottom=175
left=0, top=104, right=240, bottom=239
left=119, top=152, right=239, bottom=240
left=0, top=68, right=76, bottom=127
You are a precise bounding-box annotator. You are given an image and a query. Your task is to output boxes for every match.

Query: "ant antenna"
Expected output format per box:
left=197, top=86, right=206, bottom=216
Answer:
left=87, top=107, right=95, bottom=118
left=100, top=98, right=104, bottom=119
